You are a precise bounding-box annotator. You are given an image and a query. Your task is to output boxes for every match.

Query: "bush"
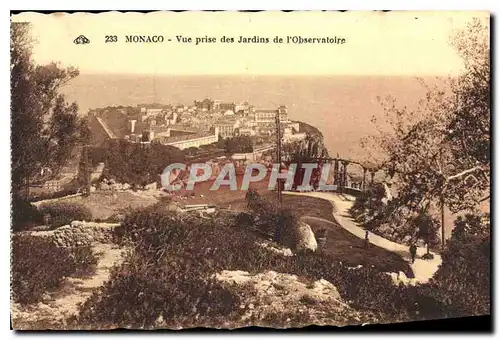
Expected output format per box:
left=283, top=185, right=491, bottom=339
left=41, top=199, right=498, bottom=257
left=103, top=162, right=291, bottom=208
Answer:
left=28, top=188, right=79, bottom=202
left=11, top=196, right=43, bottom=232
left=85, top=207, right=475, bottom=327
left=426, top=213, right=490, bottom=317
left=38, top=202, right=92, bottom=228
left=421, top=253, right=434, bottom=260
left=70, top=246, right=100, bottom=274
left=234, top=212, right=254, bottom=228
left=11, top=234, right=98, bottom=304
left=244, top=188, right=300, bottom=247
left=93, top=140, right=186, bottom=186
left=110, top=208, right=415, bottom=322
left=78, top=252, right=244, bottom=329
left=273, top=208, right=299, bottom=248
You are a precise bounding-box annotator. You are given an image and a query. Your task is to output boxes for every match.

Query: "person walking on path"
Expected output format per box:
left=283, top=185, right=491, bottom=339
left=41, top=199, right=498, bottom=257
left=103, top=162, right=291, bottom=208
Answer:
left=364, top=230, right=370, bottom=249
left=409, top=243, right=417, bottom=264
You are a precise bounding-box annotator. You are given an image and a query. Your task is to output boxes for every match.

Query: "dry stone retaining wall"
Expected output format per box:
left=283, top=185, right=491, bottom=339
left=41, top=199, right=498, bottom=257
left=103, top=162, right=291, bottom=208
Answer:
left=26, top=221, right=121, bottom=248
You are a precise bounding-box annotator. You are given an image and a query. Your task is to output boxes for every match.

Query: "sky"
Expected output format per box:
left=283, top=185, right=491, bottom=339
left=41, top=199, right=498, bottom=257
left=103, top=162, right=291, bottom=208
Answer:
left=11, top=11, right=489, bottom=76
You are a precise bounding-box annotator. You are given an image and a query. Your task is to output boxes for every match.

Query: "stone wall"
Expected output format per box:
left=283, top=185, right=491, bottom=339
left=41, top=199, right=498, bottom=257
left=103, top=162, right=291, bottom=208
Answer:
left=26, top=221, right=121, bottom=248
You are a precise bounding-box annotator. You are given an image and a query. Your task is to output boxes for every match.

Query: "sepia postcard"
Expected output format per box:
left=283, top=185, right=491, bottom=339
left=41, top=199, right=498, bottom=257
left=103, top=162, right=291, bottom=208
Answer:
left=10, top=11, right=491, bottom=331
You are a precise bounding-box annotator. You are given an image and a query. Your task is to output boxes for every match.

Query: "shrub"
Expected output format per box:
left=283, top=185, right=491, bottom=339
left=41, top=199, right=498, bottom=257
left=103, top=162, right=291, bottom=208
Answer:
left=234, top=212, right=254, bottom=228
left=38, top=202, right=92, bottom=228
left=78, top=252, right=245, bottom=329
left=273, top=208, right=299, bottom=248
left=245, top=188, right=300, bottom=247
left=70, top=246, right=99, bottom=274
left=11, top=196, right=43, bottom=232
left=11, top=234, right=98, bottom=304
left=87, top=207, right=470, bottom=327
left=93, top=140, right=186, bottom=186
left=426, top=213, right=490, bottom=317
left=421, top=253, right=434, bottom=260
left=28, top=188, right=79, bottom=202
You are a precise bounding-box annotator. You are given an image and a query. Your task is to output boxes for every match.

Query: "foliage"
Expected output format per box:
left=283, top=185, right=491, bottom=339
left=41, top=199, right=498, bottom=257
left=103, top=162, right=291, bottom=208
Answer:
left=349, top=183, right=387, bottom=221
left=38, top=202, right=92, bottom=228
left=11, top=234, right=98, bottom=304
left=410, top=211, right=440, bottom=252
left=234, top=212, right=254, bottom=228
left=28, top=188, right=80, bottom=202
left=79, top=206, right=489, bottom=327
left=421, top=253, right=434, bottom=260
left=11, top=23, right=87, bottom=195
left=77, top=252, right=245, bottom=329
left=282, top=133, right=329, bottom=189
left=358, top=19, right=490, bottom=244
left=217, top=136, right=254, bottom=154
left=11, top=196, right=43, bottom=232
left=90, top=139, right=186, bottom=186
left=244, top=188, right=299, bottom=246
left=426, top=213, right=490, bottom=317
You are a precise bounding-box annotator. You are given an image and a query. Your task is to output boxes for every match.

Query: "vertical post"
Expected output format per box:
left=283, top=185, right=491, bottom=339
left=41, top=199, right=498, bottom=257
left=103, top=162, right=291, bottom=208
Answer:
left=25, top=176, right=30, bottom=199
left=275, top=110, right=282, bottom=204
left=83, top=145, right=91, bottom=197
left=339, top=162, right=343, bottom=193
left=362, top=167, right=367, bottom=191
left=441, top=195, right=445, bottom=251
left=343, top=161, right=348, bottom=189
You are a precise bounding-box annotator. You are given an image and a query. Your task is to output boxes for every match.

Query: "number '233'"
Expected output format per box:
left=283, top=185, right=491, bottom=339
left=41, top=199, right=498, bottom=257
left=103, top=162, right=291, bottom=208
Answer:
left=105, top=35, right=118, bottom=43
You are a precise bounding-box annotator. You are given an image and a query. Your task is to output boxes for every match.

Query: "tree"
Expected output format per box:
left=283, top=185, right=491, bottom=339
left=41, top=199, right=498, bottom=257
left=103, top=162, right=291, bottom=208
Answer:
left=411, top=211, right=440, bottom=255
left=95, top=140, right=186, bottom=186
left=360, top=19, right=490, bottom=243
left=428, top=212, right=490, bottom=317
left=220, top=136, right=254, bottom=154
left=11, top=22, right=87, bottom=196
left=282, top=133, right=329, bottom=189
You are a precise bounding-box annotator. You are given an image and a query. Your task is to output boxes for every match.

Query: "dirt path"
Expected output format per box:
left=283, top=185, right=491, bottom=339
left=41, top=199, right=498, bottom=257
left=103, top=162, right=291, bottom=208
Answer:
left=12, top=244, right=127, bottom=329
left=284, top=191, right=442, bottom=283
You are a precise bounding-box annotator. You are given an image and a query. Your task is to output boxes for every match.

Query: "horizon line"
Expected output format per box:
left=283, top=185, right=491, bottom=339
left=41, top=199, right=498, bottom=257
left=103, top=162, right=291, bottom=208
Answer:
left=74, top=71, right=455, bottom=78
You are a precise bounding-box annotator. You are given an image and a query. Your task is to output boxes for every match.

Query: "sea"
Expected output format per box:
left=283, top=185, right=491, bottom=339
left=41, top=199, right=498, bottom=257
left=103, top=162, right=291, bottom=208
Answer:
left=62, top=74, right=441, bottom=160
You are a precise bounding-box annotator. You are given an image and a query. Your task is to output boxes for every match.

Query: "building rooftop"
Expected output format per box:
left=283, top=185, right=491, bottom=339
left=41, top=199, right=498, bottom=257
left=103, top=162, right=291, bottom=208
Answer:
left=158, top=131, right=215, bottom=144
left=255, top=109, right=278, bottom=113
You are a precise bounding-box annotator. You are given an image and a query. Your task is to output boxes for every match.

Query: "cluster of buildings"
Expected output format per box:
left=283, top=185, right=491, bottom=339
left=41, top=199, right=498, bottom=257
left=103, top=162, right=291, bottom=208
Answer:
left=88, top=98, right=307, bottom=152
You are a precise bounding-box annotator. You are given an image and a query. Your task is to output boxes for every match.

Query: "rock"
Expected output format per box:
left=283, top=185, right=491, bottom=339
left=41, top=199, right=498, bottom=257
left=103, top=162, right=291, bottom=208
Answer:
left=99, top=182, right=110, bottom=191
left=144, top=182, right=157, bottom=190
left=122, top=183, right=131, bottom=190
left=110, top=183, right=122, bottom=191
left=256, top=241, right=294, bottom=257
left=28, top=221, right=120, bottom=248
left=312, top=279, right=341, bottom=300
left=402, top=235, right=412, bottom=244
left=41, top=292, right=51, bottom=302
left=90, top=186, right=96, bottom=193
left=295, top=222, right=317, bottom=252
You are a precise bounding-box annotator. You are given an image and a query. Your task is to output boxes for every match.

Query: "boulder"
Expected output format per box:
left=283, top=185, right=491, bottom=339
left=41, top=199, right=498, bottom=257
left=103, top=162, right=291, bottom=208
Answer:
left=295, top=222, right=317, bottom=252
left=99, top=182, right=110, bottom=191
left=110, top=183, right=123, bottom=191
left=144, top=182, right=157, bottom=191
